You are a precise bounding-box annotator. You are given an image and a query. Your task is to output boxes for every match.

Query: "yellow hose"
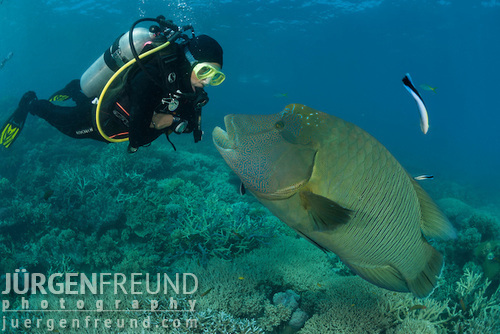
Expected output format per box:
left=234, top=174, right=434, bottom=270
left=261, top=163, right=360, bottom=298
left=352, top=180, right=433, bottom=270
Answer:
left=95, top=40, right=173, bottom=142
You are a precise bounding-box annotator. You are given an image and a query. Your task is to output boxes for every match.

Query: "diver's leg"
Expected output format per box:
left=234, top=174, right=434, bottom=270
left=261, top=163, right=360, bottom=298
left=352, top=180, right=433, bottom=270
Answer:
left=27, top=97, right=105, bottom=141
left=49, top=79, right=91, bottom=107
left=18, top=91, right=38, bottom=110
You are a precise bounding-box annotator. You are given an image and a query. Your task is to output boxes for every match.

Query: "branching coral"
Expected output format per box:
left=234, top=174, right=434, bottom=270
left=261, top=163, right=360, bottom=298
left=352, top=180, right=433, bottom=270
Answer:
left=382, top=292, right=455, bottom=328
left=6, top=277, right=267, bottom=334
left=192, top=309, right=266, bottom=334
left=0, top=138, right=283, bottom=275
left=170, top=235, right=335, bottom=333
left=299, top=276, right=390, bottom=333
left=159, top=178, right=278, bottom=264
left=452, top=269, right=500, bottom=332
left=258, top=303, right=292, bottom=332
left=380, top=268, right=500, bottom=333
left=388, top=318, right=440, bottom=334
left=180, top=257, right=268, bottom=318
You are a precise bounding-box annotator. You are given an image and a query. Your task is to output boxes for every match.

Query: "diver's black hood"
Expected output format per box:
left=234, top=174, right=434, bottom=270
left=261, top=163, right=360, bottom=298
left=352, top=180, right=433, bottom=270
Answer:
left=186, top=35, right=223, bottom=68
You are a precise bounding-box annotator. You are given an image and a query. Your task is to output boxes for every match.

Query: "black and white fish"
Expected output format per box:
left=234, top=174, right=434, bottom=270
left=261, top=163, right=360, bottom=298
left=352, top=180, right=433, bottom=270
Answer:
left=402, top=73, right=429, bottom=134
left=414, top=175, right=434, bottom=181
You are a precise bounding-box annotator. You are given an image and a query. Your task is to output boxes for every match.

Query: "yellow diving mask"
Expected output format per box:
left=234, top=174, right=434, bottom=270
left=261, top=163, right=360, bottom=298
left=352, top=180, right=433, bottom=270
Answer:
left=193, top=63, right=225, bottom=86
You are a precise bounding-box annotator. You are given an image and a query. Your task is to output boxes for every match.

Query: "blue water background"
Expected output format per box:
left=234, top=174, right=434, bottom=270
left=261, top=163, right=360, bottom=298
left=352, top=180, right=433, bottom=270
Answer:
left=1, top=0, right=499, bottom=197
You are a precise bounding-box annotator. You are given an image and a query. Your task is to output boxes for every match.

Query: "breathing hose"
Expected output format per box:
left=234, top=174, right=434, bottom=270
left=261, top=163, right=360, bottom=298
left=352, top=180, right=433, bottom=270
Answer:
left=95, top=17, right=192, bottom=142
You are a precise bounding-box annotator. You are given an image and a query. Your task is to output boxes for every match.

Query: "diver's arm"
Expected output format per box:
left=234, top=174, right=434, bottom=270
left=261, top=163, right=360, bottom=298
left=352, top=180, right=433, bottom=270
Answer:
left=127, top=71, right=163, bottom=150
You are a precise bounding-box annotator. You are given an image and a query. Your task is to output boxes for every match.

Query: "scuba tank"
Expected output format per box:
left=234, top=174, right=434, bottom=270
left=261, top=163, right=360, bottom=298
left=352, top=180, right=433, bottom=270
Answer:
left=92, top=16, right=197, bottom=144
left=80, top=27, right=155, bottom=98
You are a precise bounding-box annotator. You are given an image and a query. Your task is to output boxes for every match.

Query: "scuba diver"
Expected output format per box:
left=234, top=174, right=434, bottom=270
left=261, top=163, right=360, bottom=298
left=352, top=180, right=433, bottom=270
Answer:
left=0, top=16, right=224, bottom=152
left=0, top=52, right=13, bottom=70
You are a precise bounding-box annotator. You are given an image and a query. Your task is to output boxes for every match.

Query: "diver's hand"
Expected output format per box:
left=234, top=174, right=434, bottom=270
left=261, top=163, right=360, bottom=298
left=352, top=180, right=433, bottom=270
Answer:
left=150, top=112, right=173, bottom=130
left=127, top=145, right=138, bottom=154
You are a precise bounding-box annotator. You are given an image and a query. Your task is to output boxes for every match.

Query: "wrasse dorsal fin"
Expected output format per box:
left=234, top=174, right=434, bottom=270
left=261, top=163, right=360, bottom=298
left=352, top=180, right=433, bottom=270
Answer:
left=300, top=190, right=353, bottom=232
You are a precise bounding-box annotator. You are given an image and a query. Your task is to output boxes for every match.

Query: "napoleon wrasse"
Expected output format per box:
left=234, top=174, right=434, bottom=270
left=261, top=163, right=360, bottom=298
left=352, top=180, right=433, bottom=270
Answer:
left=212, top=103, right=455, bottom=297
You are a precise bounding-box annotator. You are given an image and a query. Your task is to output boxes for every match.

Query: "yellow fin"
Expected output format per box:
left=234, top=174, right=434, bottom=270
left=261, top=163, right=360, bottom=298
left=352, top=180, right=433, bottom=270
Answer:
left=300, top=190, right=353, bottom=232
left=410, top=178, right=456, bottom=239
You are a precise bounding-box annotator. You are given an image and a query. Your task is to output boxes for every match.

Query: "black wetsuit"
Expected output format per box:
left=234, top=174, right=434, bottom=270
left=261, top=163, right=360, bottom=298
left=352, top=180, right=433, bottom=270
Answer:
left=27, top=49, right=207, bottom=147
left=27, top=80, right=101, bottom=140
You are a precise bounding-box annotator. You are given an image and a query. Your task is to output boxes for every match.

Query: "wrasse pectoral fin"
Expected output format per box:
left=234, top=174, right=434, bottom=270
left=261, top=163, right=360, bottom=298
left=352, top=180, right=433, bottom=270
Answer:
left=300, top=190, right=353, bottom=232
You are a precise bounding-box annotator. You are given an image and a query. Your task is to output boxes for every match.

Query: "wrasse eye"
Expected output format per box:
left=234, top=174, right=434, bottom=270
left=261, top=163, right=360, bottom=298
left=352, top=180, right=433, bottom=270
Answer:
left=275, top=121, right=285, bottom=129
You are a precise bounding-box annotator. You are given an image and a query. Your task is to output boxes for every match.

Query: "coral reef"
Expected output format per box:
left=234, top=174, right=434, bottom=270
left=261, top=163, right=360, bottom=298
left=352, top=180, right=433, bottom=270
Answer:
left=387, top=318, right=439, bottom=334
left=453, top=269, right=500, bottom=332
left=437, top=196, right=500, bottom=274
left=1, top=120, right=499, bottom=334
left=380, top=268, right=500, bottom=333
left=299, top=276, right=391, bottom=333
left=272, top=289, right=308, bottom=332
left=172, top=235, right=395, bottom=333
left=0, top=142, right=278, bottom=275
